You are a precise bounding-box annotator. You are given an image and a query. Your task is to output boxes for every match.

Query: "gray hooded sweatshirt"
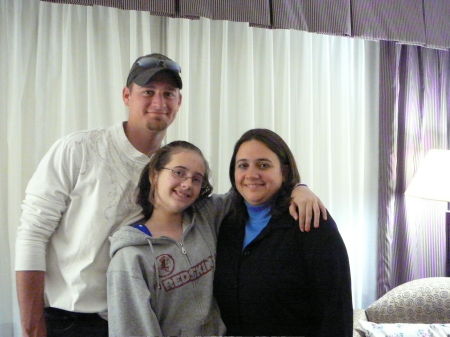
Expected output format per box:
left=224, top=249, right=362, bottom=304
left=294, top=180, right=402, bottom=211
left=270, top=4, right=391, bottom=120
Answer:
left=107, top=193, right=231, bottom=337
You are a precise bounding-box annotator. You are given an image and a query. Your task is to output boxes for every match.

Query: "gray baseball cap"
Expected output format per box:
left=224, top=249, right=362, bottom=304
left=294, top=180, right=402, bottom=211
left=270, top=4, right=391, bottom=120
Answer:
left=126, top=53, right=182, bottom=88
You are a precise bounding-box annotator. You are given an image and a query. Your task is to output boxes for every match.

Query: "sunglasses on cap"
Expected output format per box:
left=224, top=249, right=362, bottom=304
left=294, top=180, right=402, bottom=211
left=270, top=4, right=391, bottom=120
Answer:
left=136, top=56, right=181, bottom=73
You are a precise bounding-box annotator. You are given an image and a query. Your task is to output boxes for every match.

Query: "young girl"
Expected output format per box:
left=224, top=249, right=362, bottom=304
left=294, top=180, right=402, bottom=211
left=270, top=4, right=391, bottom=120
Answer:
left=107, top=141, right=231, bottom=336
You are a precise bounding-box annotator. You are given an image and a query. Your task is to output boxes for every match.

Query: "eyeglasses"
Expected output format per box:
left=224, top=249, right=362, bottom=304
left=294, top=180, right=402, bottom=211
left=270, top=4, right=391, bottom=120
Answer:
left=137, top=56, right=181, bottom=73
left=162, top=167, right=207, bottom=188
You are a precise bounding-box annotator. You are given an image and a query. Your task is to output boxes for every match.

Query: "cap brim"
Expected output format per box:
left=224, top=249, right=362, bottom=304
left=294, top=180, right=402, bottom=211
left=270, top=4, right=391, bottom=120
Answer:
left=132, top=68, right=182, bottom=89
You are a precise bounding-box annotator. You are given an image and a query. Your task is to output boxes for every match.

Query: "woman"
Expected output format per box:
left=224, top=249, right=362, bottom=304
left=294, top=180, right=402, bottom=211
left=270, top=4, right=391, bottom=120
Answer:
left=213, top=129, right=353, bottom=336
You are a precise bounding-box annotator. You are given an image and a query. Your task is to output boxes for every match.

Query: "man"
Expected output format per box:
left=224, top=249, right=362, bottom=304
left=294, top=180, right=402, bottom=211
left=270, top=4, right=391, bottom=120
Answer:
left=15, top=53, right=324, bottom=337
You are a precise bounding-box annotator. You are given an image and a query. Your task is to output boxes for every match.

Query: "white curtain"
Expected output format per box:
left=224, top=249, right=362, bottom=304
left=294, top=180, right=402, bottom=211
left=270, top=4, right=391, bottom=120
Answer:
left=1, top=0, right=379, bottom=335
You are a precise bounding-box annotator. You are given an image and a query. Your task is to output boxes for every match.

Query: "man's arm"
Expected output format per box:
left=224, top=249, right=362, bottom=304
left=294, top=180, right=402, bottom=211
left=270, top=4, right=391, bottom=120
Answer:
left=289, top=185, right=327, bottom=232
left=16, top=138, right=78, bottom=336
left=16, top=271, right=47, bottom=337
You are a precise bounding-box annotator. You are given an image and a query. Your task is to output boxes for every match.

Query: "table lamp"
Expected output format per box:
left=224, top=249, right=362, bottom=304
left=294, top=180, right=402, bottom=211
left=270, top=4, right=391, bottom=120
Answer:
left=404, top=149, right=450, bottom=276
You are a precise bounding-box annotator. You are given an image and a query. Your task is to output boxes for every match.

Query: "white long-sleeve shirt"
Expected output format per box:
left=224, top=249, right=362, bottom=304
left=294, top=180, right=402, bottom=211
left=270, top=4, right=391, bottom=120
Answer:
left=16, top=122, right=149, bottom=314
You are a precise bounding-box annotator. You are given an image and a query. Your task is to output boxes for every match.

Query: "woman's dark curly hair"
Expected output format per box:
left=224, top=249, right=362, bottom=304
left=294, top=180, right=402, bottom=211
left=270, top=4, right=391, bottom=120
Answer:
left=228, top=128, right=300, bottom=223
left=136, top=140, right=213, bottom=220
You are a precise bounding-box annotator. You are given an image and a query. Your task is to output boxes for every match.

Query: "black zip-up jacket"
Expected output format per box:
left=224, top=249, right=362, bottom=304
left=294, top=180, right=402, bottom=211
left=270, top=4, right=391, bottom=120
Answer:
left=213, top=210, right=353, bottom=337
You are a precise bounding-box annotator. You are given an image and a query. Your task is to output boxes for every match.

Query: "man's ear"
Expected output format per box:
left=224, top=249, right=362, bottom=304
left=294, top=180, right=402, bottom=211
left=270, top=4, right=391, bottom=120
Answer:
left=178, top=92, right=182, bottom=107
left=123, top=86, right=131, bottom=106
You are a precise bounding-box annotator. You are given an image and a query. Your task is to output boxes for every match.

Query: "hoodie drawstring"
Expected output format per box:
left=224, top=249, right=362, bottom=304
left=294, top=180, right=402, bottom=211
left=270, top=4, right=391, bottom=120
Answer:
left=147, top=238, right=162, bottom=292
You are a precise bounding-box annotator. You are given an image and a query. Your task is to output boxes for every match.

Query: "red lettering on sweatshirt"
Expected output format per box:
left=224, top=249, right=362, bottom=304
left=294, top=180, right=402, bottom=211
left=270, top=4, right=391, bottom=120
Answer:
left=161, top=255, right=215, bottom=291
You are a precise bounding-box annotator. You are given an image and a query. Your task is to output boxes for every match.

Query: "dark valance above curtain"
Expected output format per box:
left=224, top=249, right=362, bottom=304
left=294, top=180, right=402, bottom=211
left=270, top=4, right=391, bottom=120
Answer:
left=40, top=0, right=450, bottom=49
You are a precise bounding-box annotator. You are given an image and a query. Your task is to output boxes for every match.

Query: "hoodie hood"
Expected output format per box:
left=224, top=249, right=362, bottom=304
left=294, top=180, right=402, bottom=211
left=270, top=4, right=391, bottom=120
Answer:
left=110, top=224, right=153, bottom=258
left=110, top=212, right=195, bottom=258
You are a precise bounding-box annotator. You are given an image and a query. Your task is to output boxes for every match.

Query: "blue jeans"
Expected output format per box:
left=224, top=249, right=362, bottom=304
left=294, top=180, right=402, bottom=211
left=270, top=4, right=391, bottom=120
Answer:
left=44, top=307, right=108, bottom=337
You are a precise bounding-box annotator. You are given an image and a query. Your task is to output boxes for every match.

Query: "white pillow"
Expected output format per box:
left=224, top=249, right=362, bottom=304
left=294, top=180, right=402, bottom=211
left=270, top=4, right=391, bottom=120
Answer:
left=359, top=321, right=450, bottom=337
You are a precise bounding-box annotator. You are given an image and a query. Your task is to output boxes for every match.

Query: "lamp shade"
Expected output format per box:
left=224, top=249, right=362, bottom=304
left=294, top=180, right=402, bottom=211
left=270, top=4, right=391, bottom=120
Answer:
left=405, top=149, right=450, bottom=202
